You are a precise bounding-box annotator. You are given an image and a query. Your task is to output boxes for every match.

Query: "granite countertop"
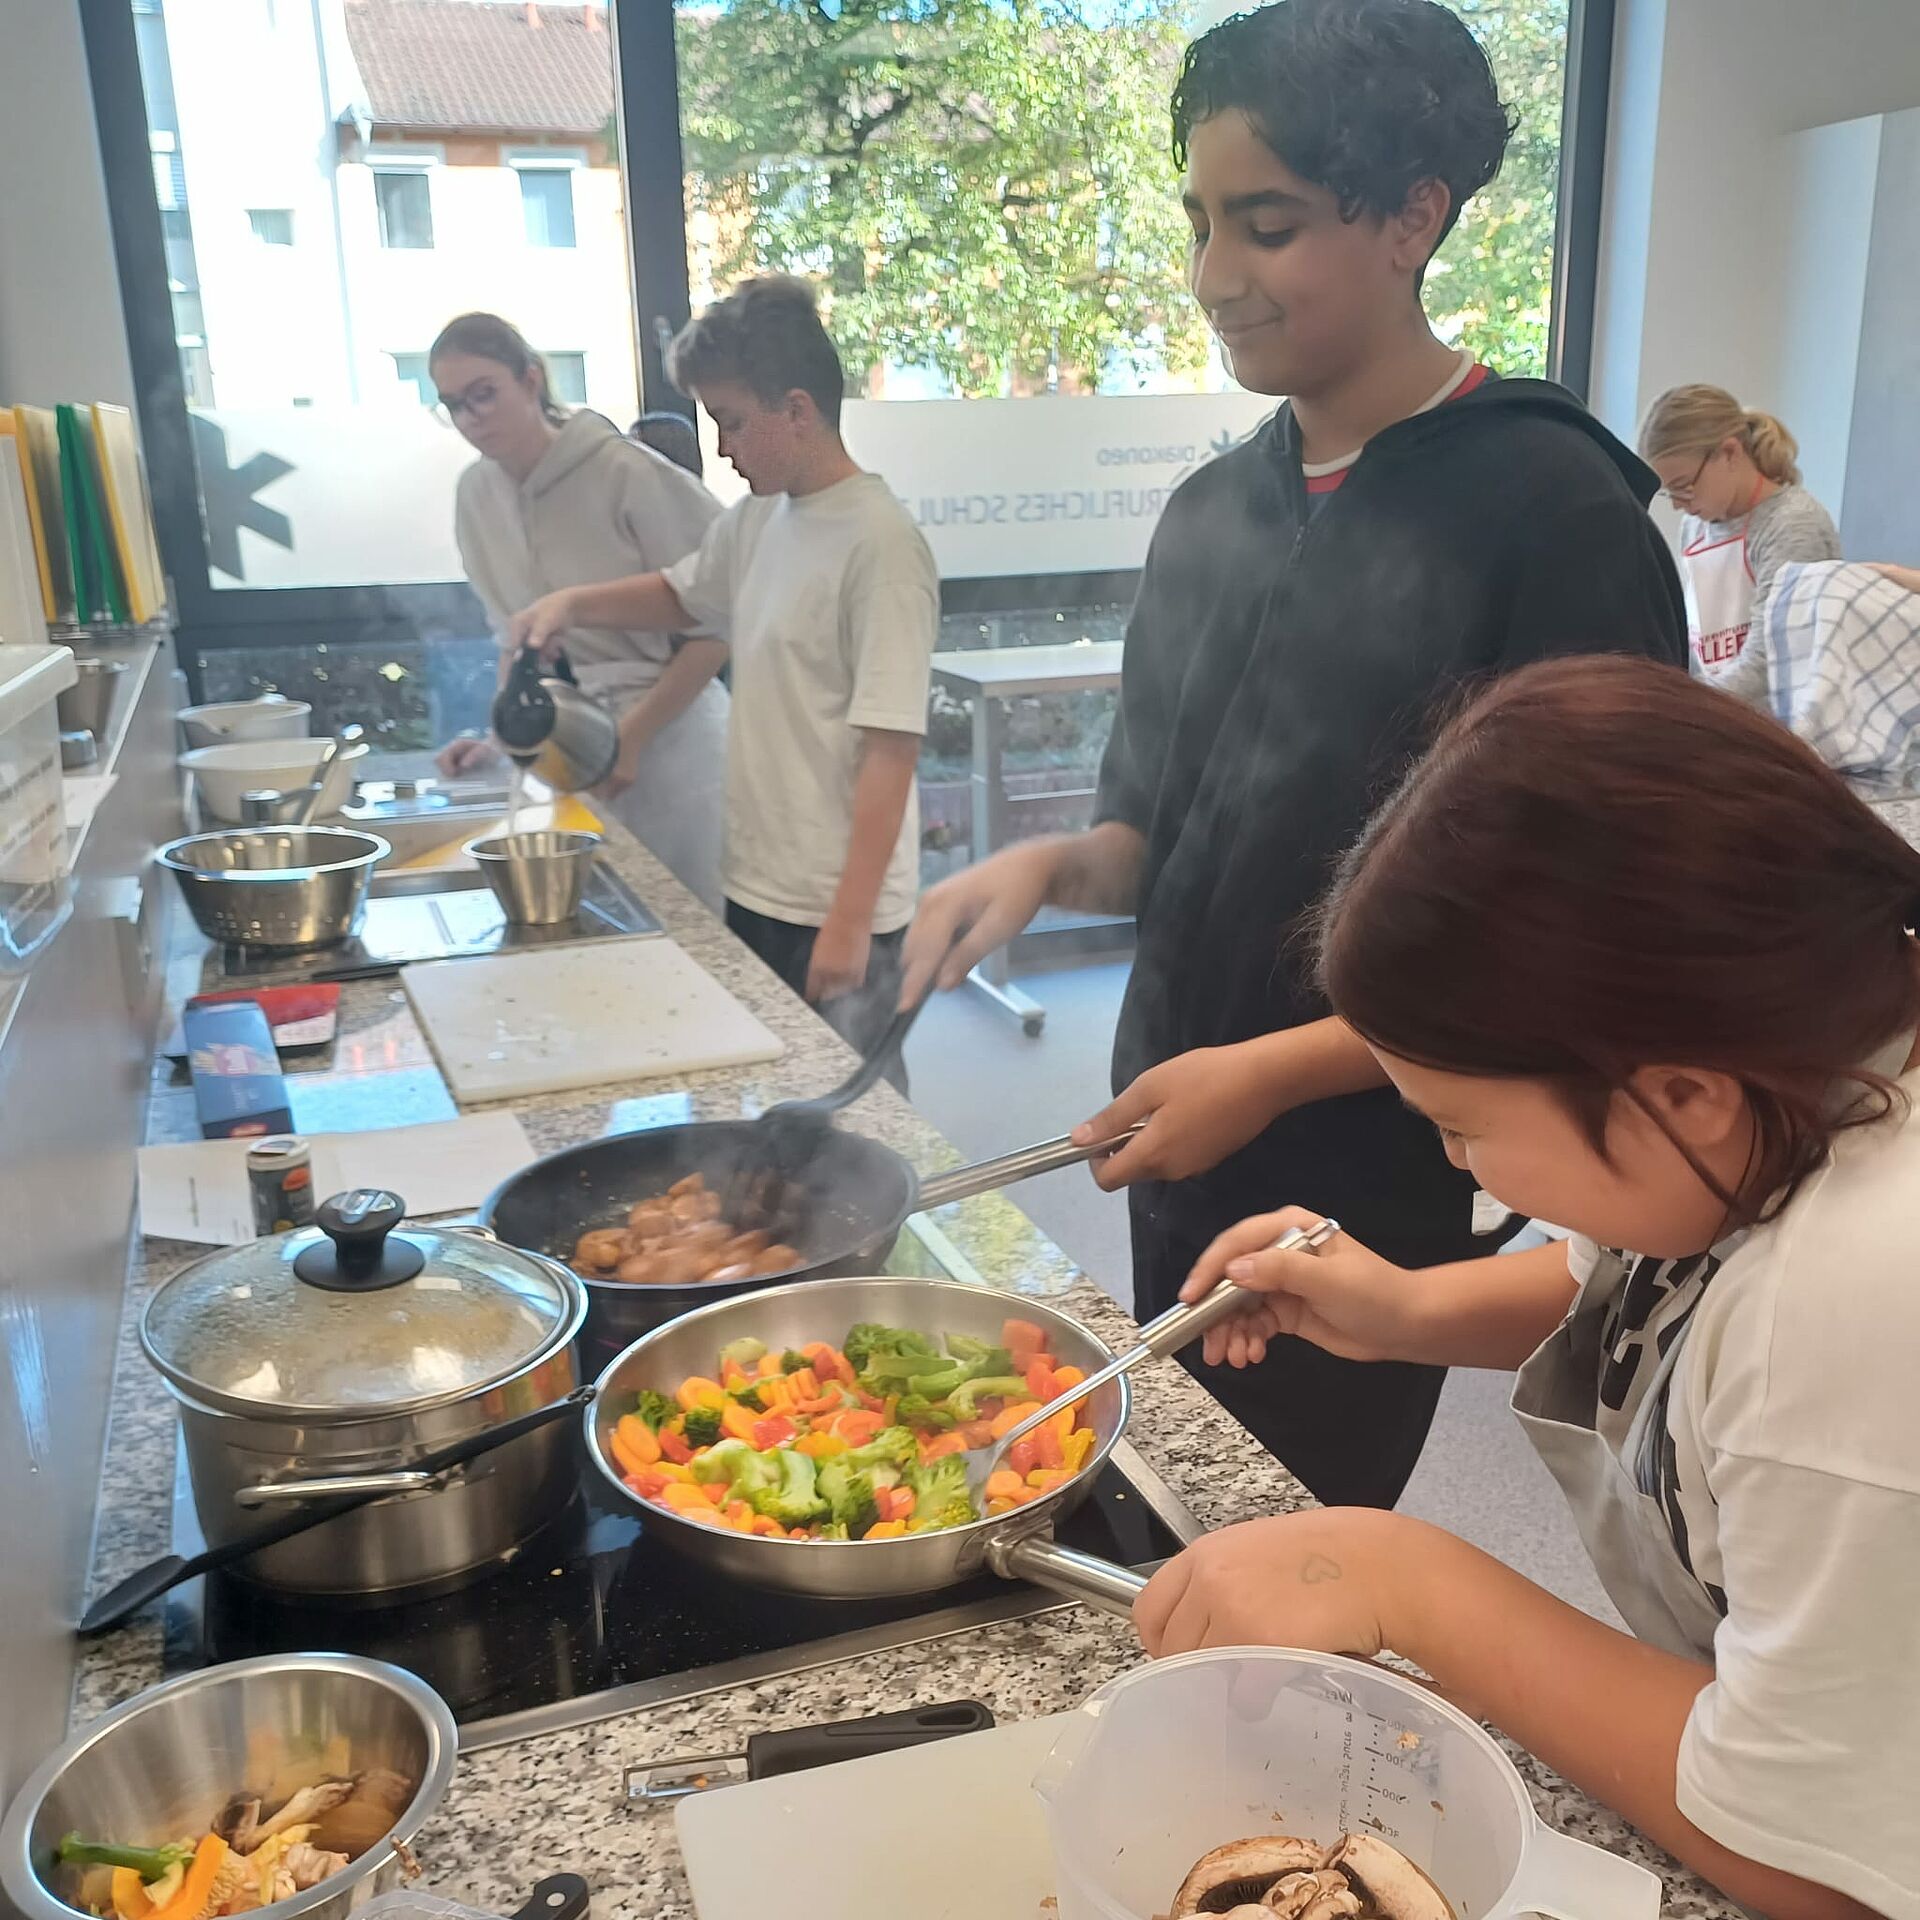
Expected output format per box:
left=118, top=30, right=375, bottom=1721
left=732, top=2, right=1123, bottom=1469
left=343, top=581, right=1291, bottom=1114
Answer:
left=78, top=818, right=1734, bottom=1920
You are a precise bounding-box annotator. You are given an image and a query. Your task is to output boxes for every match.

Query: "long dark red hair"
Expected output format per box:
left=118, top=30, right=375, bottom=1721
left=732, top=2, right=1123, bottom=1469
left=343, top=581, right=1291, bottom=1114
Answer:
left=1318, top=656, right=1920, bottom=1221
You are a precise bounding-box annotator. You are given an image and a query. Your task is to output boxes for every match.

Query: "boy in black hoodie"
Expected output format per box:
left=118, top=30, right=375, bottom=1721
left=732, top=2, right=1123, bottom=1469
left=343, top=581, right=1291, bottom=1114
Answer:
left=904, top=0, right=1686, bottom=1509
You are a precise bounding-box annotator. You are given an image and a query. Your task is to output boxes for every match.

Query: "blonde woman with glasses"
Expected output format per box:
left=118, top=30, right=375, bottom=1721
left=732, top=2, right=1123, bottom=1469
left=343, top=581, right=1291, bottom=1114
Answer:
left=1639, top=384, right=1840, bottom=700
left=429, top=311, right=728, bottom=910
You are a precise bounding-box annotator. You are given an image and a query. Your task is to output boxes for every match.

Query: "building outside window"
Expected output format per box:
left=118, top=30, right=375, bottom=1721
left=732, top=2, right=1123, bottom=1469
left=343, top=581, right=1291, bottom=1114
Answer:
left=107, top=0, right=1585, bottom=790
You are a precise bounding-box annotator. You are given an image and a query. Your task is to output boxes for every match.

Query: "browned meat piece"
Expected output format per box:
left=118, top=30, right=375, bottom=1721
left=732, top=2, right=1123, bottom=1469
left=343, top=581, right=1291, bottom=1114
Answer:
left=572, top=1228, right=627, bottom=1272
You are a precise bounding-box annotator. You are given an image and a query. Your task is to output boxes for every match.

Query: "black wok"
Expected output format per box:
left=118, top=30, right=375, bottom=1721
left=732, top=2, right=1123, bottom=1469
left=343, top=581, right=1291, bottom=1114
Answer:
left=480, top=1118, right=1126, bottom=1371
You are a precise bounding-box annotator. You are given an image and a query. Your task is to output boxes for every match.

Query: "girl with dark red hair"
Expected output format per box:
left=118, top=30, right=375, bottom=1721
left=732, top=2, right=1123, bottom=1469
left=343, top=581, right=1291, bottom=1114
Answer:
left=1138, top=655, right=1920, bottom=1920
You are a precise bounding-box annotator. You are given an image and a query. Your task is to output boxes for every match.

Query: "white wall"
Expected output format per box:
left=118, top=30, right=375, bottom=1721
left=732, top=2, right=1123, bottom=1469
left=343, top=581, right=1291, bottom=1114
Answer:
left=1840, top=106, right=1920, bottom=563
left=1592, top=0, right=1920, bottom=458
left=1772, top=115, right=1881, bottom=521
left=0, top=0, right=135, bottom=407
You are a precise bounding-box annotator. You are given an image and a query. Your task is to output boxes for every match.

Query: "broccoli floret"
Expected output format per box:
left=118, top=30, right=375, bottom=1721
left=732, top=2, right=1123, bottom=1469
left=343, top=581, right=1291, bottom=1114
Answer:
left=747, top=1449, right=830, bottom=1528
left=944, top=1374, right=1031, bottom=1422
left=859, top=1348, right=961, bottom=1388
left=893, top=1392, right=957, bottom=1433
left=631, top=1388, right=676, bottom=1432
left=906, top=1453, right=979, bottom=1534
left=689, top=1437, right=777, bottom=1495
left=682, top=1404, right=724, bottom=1447
left=726, top=1380, right=768, bottom=1412
left=843, top=1322, right=937, bottom=1372
left=781, top=1348, right=811, bottom=1373
left=718, top=1336, right=767, bottom=1373
left=943, top=1335, right=1014, bottom=1372
left=842, top=1425, right=918, bottom=1482
left=817, top=1455, right=881, bottom=1536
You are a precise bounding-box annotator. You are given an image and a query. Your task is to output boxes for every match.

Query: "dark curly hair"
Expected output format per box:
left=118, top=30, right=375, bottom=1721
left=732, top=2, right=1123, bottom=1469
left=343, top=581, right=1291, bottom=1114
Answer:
left=1171, top=0, right=1514, bottom=263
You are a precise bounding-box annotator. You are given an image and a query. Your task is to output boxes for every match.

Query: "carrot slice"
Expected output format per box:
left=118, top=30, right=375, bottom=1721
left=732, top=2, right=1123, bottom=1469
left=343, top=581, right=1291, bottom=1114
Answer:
left=990, top=1400, right=1045, bottom=1439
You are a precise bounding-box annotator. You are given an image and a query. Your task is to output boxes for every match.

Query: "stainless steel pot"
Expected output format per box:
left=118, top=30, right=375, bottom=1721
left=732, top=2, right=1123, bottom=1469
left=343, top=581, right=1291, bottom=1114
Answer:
left=141, top=1192, right=587, bottom=1598
left=157, top=827, right=389, bottom=950
left=586, top=1274, right=1150, bottom=1614
left=1, top=1654, right=456, bottom=1920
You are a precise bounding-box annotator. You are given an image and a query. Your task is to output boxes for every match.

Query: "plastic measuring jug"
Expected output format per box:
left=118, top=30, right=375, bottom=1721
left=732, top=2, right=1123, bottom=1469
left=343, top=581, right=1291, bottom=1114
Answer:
left=1032, top=1649, right=1661, bottom=1920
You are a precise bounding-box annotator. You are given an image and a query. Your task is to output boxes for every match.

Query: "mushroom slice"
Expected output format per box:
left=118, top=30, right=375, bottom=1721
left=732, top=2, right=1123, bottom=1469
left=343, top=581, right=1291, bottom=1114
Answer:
left=1264, top=1870, right=1363, bottom=1920
left=213, top=1794, right=262, bottom=1854
left=1171, top=1839, right=1327, bottom=1918
left=1324, top=1835, right=1457, bottom=1920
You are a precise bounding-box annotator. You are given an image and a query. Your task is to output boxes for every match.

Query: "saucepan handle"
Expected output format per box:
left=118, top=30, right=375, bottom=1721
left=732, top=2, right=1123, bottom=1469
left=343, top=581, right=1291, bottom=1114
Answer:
left=235, top=1468, right=438, bottom=1507
left=1497, top=1824, right=1662, bottom=1920
left=985, top=1532, right=1149, bottom=1619
left=915, top=1123, right=1145, bottom=1210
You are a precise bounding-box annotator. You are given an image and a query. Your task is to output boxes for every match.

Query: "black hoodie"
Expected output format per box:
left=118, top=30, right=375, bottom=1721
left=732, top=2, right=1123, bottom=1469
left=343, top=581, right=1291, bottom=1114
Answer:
left=1098, top=376, right=1686, bottom=1276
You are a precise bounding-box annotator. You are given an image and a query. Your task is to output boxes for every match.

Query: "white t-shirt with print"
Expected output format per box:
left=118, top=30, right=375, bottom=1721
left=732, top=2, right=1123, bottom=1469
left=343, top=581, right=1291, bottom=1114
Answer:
left=665, top=474, right=937, bottom=932
left=1565, top=1072, right=1920, bottom=1920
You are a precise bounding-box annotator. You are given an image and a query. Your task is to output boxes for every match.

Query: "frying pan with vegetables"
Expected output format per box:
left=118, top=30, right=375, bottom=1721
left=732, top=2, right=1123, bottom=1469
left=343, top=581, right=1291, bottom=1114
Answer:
left=584, top=1274, right=1156, bottom=1615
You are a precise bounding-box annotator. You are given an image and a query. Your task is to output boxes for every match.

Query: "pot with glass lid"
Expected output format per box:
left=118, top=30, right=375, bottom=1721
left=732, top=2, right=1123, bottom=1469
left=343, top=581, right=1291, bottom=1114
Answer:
left=140, top=1189, right=588, bottom=1599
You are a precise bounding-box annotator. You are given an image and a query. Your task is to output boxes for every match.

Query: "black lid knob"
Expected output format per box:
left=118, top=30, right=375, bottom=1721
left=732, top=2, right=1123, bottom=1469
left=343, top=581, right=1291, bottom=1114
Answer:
left=293, top=1189, right=427, bottom=1291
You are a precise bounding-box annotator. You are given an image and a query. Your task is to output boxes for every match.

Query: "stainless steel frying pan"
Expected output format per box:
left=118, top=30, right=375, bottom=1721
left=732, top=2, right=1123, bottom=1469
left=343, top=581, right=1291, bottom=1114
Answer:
left=584, top=1274, right=1158, bottom=1617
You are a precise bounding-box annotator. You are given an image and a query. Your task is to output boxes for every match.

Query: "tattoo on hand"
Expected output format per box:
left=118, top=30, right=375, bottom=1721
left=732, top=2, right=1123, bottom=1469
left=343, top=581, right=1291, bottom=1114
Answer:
left=1299, top=1554, right=1343, bottom=1585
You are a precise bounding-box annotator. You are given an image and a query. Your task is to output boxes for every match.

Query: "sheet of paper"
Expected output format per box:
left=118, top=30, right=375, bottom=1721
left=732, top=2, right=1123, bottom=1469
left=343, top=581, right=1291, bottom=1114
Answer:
left=137, top=1110, right=534, bottom=1246
left=63, top=772, right=117, bottom=840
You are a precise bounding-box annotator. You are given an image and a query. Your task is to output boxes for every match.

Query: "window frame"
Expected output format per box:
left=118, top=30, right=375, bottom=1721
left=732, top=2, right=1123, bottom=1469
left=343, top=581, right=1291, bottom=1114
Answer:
left=509, top=147, right=584, bottom=250
left=369, top=148, right=439, bottom=251
left=81, top=0, right=1615, bottom=682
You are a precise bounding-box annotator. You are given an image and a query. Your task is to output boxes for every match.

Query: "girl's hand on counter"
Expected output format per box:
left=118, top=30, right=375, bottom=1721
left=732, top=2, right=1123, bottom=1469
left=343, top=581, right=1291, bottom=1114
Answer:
left=1181, top=1209, right=1420, bottom=1367
left=436, top=731, right=499, bottom=778
left=1135, top=1508, right=1425, bottom=1660
left=1072, top=1042, right=1290, bottom=1189
left=507, top=589, right=579, bottom=662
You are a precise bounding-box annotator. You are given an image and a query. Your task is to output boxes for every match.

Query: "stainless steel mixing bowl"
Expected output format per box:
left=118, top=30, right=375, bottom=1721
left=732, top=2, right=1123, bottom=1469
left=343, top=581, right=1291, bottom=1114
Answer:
left=157, top=827, right=390, bottom=949
left=465, top=829, right=602, bottom=925
left=0, top=1653, right=457, bottom=1920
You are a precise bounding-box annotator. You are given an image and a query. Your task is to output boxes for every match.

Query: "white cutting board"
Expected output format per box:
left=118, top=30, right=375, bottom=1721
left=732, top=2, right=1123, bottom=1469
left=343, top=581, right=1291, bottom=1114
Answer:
left=677, top=1713, right=1069, bottom=1920
left=403, top=936, right=785, bottom=1102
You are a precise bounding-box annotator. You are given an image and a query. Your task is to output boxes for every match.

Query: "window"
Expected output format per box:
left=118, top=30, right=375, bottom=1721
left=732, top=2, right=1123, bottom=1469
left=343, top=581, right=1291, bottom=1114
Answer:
left=387, top=352, right=435, bottom=406
left=373, top=168, right=433, bottom=249
left=543, top=352, right=588, bottom=406
left=519, top=167, right=577, bottom=248
left=248, top=208, right=293, bottom=246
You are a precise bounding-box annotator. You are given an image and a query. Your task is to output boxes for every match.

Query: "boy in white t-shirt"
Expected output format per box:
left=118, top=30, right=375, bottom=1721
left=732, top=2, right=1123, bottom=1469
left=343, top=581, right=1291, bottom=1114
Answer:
left=510, top=278, right=938, bottom=1079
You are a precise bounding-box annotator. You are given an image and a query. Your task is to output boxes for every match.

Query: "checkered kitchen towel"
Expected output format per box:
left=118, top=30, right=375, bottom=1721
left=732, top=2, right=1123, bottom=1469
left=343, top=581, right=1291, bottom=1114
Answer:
left=1762, top=561, right=1920, bottom=793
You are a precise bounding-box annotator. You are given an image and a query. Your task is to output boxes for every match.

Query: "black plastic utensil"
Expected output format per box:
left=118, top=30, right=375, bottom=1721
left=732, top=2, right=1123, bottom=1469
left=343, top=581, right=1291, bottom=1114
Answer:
left=76, top=1386, right=595, bottom=1635
left=509, top=1876, right=592, bottom=1920
left=624, top=1699, right=997, bottom=1801
left=721, top=996, right=927, bottom=1226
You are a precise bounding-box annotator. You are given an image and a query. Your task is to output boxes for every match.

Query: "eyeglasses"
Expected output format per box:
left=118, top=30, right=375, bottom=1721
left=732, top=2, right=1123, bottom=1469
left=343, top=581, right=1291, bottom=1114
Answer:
left=1660, top=447, right=1716, bottom=504
left=436, top=377, right=502, bottom=425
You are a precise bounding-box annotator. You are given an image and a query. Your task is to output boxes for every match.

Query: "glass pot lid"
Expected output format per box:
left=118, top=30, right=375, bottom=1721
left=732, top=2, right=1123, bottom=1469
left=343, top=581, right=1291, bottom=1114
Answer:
left=142, top=1189, right=584, bottom=1418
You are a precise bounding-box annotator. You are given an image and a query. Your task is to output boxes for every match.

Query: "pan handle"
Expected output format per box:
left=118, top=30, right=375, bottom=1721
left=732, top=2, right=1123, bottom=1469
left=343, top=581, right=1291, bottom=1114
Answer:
left=915, top=1123, right=1145, bottom=1210
left=985, top=1531, right=1150, bottom=1619
left=235, top=1469, right=438, bottom=1508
